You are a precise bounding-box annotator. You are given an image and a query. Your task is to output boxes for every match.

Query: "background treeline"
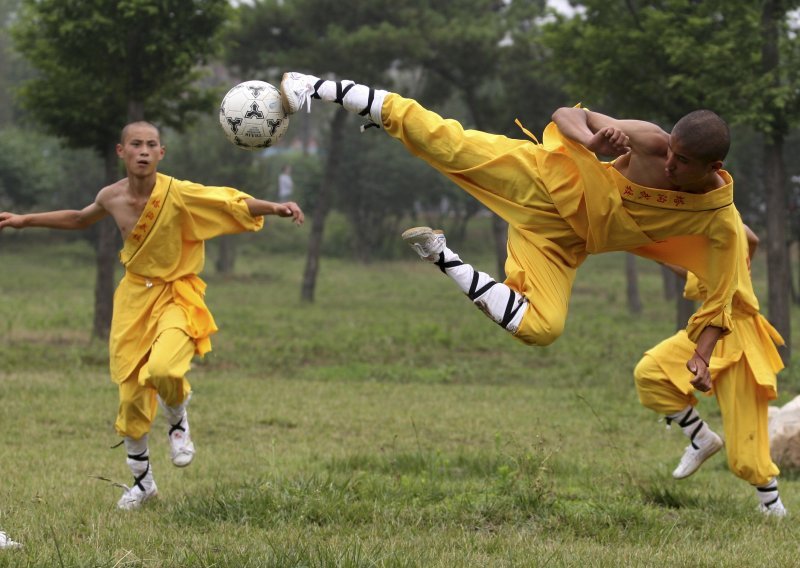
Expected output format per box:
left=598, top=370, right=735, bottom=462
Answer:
left=0, top=0, right=799, bottom=358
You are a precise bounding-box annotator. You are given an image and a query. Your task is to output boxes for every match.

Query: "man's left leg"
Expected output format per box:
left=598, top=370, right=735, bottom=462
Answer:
left=139, top=327, right=197, bottom=468
left=714, top=364, right=784, bottom=516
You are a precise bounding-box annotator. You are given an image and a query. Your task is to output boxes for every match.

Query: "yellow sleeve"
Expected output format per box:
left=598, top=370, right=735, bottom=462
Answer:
left=683, top=272, right=706, bottom=302
left=176, top=179, right=264, bottom=240
left=683, top=210, right=739, bottom=342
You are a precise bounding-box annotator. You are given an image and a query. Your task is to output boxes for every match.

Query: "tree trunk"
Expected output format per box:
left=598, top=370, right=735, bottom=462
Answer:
left=764, top=137, right=791, bottom=363
left=761, top=0, right=791, bottom=363
left=661, top=264, right=677, bottom=300
left=300, top=108, right=347, bottom=302
left=215, top=236, right=236, bottom=275
left=625, top=254, right=642, bottom=315
left=92, top=146, right=119, bottom=340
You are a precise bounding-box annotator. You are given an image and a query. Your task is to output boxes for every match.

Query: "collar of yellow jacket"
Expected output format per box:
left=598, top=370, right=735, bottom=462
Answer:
left=119, top=173, right=173, bottom=265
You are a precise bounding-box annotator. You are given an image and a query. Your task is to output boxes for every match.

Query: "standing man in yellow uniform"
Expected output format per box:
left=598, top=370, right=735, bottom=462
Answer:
left=0, top=121, right=304, bottom=510
left=635, top=222, right=786, bottom=516
left=279, top=71, right=740, bottom=390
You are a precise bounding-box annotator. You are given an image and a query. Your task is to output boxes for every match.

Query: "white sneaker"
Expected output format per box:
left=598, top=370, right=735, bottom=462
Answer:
left=401, top=227, right=446, bottom=261
left=672, top=431, right=724, bottom=479
left=117, top=481, right=158, bottom=510
left=759, top=497, right=787, bottom=518
left=168, top=416, right=195, bottom=468
left=0, top=531, right=21, bottom=549
left=281, top=72, right=320, bottom=114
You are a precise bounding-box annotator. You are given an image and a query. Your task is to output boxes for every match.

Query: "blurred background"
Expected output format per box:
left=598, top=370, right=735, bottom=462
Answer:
left=0, top=0, right=798, bottom=363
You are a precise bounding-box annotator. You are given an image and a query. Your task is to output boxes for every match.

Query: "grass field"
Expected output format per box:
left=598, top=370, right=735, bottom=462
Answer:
left=1, top=223, right=800, bottom=567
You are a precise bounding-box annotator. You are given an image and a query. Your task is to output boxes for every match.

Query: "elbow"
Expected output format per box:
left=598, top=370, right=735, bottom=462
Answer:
left=551, top=107, right=569, bottom=123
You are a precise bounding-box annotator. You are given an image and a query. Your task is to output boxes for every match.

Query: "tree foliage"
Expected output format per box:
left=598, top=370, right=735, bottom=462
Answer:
left=12, top=0, right=231, bottom=152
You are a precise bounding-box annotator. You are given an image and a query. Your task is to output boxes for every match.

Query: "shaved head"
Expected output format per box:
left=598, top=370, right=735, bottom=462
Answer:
left=121, top=121, right=161, bottom=144
left=672, top=110, right=730, bottom=162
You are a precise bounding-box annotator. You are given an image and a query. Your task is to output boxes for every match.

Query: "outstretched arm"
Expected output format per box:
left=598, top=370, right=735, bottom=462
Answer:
left=245, top=198, right=304, bottom=225
left=0, top=201, right=107, bottom=231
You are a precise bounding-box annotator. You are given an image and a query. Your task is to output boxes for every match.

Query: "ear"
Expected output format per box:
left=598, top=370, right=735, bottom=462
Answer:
left=115, top=143, right=124, bottom=158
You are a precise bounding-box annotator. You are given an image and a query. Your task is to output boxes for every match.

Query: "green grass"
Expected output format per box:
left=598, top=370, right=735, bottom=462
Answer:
left=1, top=224, right=800, bottom=567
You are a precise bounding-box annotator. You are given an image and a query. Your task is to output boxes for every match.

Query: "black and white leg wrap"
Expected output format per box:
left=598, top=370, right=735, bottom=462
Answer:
left=666, top=406, right=706, bottom=449
left=127, top=450, right=151, bottom=492
left=312, top=79, right=387, bottom=130
left=434, top=249, right=527, bottom=334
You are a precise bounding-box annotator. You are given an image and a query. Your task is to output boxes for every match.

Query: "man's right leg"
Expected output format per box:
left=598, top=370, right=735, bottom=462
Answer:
left=115, top=373, right=158, bottom=510
left=402, top=227, right=528, bottom=334
left=634, top=351, right=723, bottom=480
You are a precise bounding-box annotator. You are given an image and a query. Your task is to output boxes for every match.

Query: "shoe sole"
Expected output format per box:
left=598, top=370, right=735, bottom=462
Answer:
left=401, top=226, right=434, bottom=241
left=280, top=72, right=298, bottom=114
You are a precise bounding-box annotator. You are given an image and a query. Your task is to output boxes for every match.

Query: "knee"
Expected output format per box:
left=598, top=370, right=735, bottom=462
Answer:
left=515, top=311, right=565, bottom=346
left=145, top=356, right=180, bottom=382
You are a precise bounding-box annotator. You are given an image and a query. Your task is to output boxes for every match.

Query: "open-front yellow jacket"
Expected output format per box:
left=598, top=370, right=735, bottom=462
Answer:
left=109, top=173, right=263, bottom=384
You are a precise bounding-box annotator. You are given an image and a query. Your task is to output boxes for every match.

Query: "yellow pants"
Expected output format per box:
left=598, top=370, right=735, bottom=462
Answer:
left=383, top=95, right=587, bottom=346
left=114, top=326, right=194, bottom=440
left=633, top=331, right=778, bottom=486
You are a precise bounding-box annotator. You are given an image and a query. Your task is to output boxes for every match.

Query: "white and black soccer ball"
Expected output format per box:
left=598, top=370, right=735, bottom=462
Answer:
left=219, top=80, right=290, bottom=151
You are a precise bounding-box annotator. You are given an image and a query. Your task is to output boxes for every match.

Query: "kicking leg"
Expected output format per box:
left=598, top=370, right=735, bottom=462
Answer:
left=281, top=72, right=387, bottom=128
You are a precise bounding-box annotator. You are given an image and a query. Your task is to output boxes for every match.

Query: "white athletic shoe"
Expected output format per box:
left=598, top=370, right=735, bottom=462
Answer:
left=117, top=481, right=158, bottom=511
left=0, top=531, right=21, bottom=549
left=281, top=72, right=320, bottom=114
left=672, top=430, right=724, bottom=479
left=402, top=227, right=446, bottom=261
left=759, top=497, right=788, bottom=518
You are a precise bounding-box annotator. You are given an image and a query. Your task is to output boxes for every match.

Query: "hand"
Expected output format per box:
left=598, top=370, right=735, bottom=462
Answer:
left=0, top=212, right=24, bottom=231
left=586, top=126, right=631, bottom=157
left=277, top=202, right=304, bottom=225
left=686, top=352, right=712, bottom=393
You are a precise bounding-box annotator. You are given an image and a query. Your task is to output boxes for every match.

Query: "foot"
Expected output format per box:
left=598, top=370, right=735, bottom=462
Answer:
left=0, top=531, right=21, bottom=549
left=280, top=72, right=320, bottom=114
left=168, top=417, right=195, bottom=468
left=401, top=227, right=446, bottom=261
left=117, top=481, right=158, bottom=510
left=672, top=430, right=724, bottom=479
left=759, top=498, right=788, bottom=518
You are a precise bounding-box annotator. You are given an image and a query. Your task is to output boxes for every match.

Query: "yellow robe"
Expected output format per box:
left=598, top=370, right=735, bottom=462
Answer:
left=634, top=214, right=783, bottom=485
left=109, top=173, right=263, bottom=384
left=383, top=94, right=739, bottom=344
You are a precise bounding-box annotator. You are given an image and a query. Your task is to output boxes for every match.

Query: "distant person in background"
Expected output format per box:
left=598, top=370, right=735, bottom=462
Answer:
left=278, top=164, right=294, bottom=202
left=634, top=221, right=786, bottom=516
left=0, top=530, right=21, bottom=549
left=0, top=121, right=304, bottom=511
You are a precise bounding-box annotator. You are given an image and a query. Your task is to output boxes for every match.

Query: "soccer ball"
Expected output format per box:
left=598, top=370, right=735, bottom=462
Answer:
left=219, top=80, right=290, bottom=151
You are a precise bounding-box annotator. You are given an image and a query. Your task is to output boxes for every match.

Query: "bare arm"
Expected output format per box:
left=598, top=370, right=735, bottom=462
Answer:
left=0, top=201, right=108, bottom=231
left=743, top=224, right=759, bottom=260
left=551, top=107, right=668, bottom=157
left=245, top=198, right=304, bottom=225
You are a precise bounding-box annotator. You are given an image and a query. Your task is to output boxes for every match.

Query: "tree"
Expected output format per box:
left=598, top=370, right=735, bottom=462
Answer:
left=12, top=0, right=230, bottom=338
left=544, top=0, right=800, bottom=362
left=226, top=0, right=428, bottom=301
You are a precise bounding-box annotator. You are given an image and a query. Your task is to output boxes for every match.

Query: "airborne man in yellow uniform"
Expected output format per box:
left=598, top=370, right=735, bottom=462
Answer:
left=0, top=122, right=304, bottom=509
left=279, top=71, right=738, bottom=396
